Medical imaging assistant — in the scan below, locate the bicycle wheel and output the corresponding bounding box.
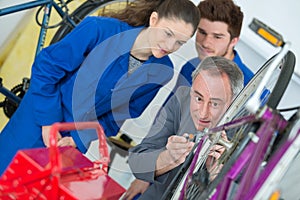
[220,50,295,124]
[50,0,131,44]
[168,50,296,199]
[206,50,296,173]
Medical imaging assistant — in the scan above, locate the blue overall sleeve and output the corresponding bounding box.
[30,17,109,126]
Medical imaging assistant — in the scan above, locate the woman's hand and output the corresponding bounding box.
[57,136,76,147]
[121,179,150,200]
[42,125,62,147]
[42,125,76,147]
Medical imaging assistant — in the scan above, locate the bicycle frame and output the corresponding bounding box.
[211,106,287,200]
[0,0,76,57]
[247,127,300,199]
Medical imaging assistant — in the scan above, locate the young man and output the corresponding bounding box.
[179,0,253,87]
[125,56,244,199]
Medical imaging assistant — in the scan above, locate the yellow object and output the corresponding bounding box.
[269,190,281,200]
[258,28,283,47]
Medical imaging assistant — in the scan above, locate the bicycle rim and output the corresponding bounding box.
[50,0,131,44]
[220,50,295,125]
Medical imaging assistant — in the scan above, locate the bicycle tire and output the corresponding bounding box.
[168,50,296,199]
[265,51,296,109]
[50,0,131,44]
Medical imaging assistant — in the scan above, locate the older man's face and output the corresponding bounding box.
[190,70,232,131]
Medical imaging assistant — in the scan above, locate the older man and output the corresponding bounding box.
[125,56,244,199]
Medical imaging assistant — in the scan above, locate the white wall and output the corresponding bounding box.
[235,0,300,76]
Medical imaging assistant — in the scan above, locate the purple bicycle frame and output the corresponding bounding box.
[210,106,287,200]
[246,128,300,199]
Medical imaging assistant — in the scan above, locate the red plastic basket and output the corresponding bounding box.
[0,122,125,199]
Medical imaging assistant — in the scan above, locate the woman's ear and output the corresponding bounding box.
[149,11,159,26]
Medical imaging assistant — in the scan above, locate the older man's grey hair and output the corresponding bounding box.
[191,56,244,99]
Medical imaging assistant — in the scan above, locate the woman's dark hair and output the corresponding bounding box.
[104,0,200,35]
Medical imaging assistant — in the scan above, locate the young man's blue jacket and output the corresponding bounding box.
[178,51,254,87]
[0,16,174,175]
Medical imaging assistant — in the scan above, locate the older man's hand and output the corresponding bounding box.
[206,131,228,181]
[156,133,194,176]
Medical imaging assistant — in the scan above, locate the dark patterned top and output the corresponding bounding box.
[128,54,145,75]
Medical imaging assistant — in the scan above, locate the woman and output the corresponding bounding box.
[0,0,200,175]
